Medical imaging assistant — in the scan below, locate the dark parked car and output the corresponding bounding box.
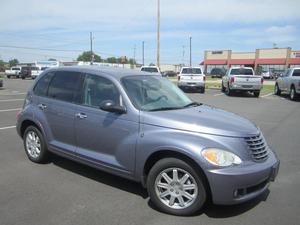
[210,68,226,78]
[17,66,279,216]
[20,66,32,79]
[162,70,177,77]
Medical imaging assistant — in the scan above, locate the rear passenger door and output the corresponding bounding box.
[74,74,139,175]
[40,70,83,155]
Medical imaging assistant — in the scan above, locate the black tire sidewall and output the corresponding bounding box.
[23,126,48,163]
[147,158,207,216]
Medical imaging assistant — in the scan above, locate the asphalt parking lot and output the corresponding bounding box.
[0,78,299,225]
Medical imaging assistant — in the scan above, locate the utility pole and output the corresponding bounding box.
[142,41,145,66]
[189,36,192,67]
[133,44,136,65]
[90,32,94,65]
[157,0,160,68]
[182,45,185,65]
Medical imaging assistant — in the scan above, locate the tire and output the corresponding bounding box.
[221,82,225,92]
[200,87,205,94]
[23,126,49,163]
[225,83,232,96]
[147,158,207,216]
[21,76,25,80]
[16,75,20,79]
[290,86,298,101]
[274,83,281,95]
[7,75,11,79]
[254,91,260,98]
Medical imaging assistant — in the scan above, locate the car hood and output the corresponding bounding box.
[141,105,259,137]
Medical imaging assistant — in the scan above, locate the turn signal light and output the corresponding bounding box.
[177,76,180,81]
[203,76,206,81]
[261,78,264,84]
[230,77,235,83]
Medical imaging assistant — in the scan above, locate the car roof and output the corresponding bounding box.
[44,65,148,79]
[230,67,253,69]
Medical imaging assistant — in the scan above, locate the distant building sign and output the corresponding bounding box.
[212,51,223,54]
[293,52,300,58]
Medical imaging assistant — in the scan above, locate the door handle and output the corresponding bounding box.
[38,103,47,110]
[75,113,87,119]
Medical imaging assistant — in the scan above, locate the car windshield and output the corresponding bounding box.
[230,68,253,75]
[181,68,202,75]
[142,67,159,73]
[12,68,20,70]
[122,76,195,111]
[293,69,300,77]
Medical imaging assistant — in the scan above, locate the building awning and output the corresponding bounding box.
[204,60,227,65]
[289,58,300,65]
[228,59,255,65]
[256,58,286,65]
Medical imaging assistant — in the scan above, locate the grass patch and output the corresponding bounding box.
[261,85,274,95]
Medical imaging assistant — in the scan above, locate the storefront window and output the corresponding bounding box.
[289,64,300,68]
[257,65,285,75]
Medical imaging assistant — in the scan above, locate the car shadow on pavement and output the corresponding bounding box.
[50,154,149,199]
[50,154,270,217]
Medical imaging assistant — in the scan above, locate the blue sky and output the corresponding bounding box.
[0,0,300,65]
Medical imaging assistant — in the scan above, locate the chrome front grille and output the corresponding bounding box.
[244,133,268,162]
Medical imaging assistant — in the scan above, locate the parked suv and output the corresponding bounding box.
[17,66,279,216]
[140,66,161,76]
[275,67,300,100]
[178,67,206,93]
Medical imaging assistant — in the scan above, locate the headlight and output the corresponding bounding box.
[202,148,242,167]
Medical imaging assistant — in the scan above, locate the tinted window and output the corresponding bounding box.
[181,68,202,74]
[230,68,253,75]
[292,69,300,77]
[12,68,20,71]
[142,67,159,73]
[48,71,82,102]
[33,72,55,97]
[82,74,121,108]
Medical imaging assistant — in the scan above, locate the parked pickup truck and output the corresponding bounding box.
[5,67,21,78]
[178,67,206,93]
[275,67,300,101]
[222,67,263,97]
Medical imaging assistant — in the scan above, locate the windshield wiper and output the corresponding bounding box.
[183,102,202,108]
[147,106,183,112]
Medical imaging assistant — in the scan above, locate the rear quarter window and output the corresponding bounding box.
[33,72,55,97]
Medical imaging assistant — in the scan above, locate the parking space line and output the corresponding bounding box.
[0,125,16,130]
[261,93,274,98]
[0,92,26,96]
[214,93,224,96]
[0,108,21,112]
[0,99,24,102]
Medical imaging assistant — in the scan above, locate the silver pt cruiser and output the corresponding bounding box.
[17,66,279,216]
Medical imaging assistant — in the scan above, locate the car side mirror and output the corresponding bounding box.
[99,100,126,114]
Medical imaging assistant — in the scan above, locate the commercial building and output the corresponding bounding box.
[203,48,300,75]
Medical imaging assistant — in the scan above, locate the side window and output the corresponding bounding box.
[48,71,82,103]
[292,69,300,77]
[82,74,121,108]
[33,72,54,97]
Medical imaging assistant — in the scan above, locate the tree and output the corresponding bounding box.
[9,59,19,67]
[0,60,5,67]
[149,63,155,66]
[77,51,101,62]
[106,57,118,64]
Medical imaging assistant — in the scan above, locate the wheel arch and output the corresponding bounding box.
[142,149,212,200]
[20,120,43,138]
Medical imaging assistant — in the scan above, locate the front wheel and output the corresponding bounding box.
[221,82,225,92]
[274,84,281,95]
[225,83,232,96]
[199,87,205,94]
[147,158,207,216]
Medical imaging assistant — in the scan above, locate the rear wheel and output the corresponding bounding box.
[254,91,260,98]
[274,83,281,95]
[290,86,298,101]
[7,75,11,79]
[147,158,207,216]
[225,83,232,96]
[200,87,205,94]
[221,82,225,92]
[23,126,49,163]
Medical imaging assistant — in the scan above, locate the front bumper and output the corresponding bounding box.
[205,149,279,205]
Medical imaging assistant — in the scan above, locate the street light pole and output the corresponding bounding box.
[189,36,192,67]
[90,32,94,65]
[157,0,160,68]
[142,41,145,66]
